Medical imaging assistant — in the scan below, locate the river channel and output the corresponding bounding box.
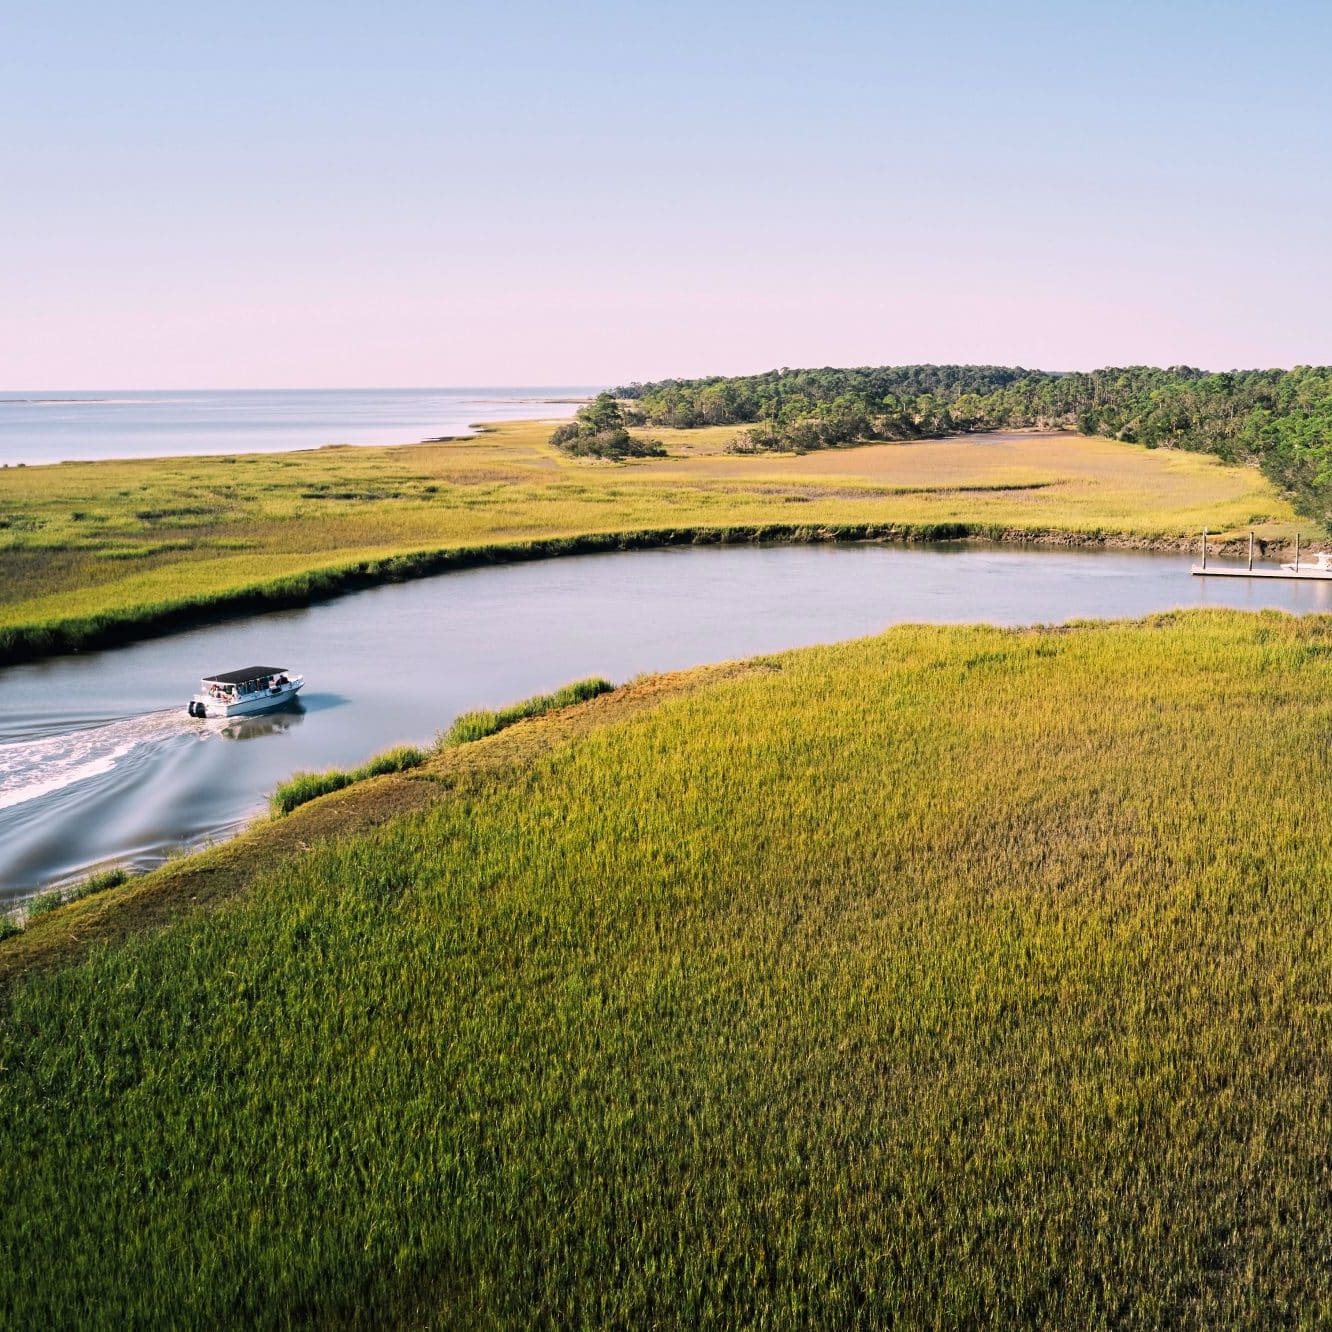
[3,541,1329,900]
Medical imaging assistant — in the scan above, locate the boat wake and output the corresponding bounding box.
[0,710,195,813]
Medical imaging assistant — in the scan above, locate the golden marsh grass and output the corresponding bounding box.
[5,611,1332,1324]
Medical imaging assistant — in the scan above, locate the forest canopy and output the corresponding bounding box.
[600,364,1332,524]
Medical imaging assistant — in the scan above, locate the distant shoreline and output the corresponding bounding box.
[0,387,595,467]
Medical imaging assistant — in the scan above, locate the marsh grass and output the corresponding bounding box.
[8,866,132,932]
[20,890,66,920]
[439,676,614,746]
[265,677,619,827]
[8,612,1332,1323]
[269,744,427,816]
[0,419,1302,665]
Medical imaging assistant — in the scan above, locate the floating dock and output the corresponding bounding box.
[1190,529,1332,579]
[1191,564,1332,580]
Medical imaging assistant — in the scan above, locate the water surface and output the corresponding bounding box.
[0,387,594,465]
[2,542,1328,899]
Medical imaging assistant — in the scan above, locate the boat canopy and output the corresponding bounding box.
[201,666,288,686]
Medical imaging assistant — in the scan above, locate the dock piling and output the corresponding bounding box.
[1296,532,1301,572]
[1201,528,1208,570]
[1248,530,1254,571]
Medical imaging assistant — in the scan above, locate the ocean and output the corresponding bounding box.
[0,387,597,465]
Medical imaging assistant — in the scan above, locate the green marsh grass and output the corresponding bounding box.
[19,890,66,921]
[439,676,614,745]
[269,744,427,816]
[6,611,1332,1324]
[13,867,131,928]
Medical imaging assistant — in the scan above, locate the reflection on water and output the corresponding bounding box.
[292,692,352,715]
[3,541,1332,898]
[213,701,308,743]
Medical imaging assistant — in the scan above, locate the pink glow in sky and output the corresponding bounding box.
[5,1,1331,388]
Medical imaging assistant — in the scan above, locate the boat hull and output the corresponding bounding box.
[193,681,304,718]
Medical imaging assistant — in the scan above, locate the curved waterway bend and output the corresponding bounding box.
[3,542,1331,901]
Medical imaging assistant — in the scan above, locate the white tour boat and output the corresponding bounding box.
[188,665,304,718]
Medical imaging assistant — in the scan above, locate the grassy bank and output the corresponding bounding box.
[269,744,427,816]
[5,611,1332,1324]
[266,678,613,817]
[0,418,1302,664]
[438,675,614,745]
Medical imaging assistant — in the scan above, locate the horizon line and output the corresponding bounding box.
[6,362,1332,395]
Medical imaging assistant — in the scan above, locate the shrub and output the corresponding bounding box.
[549,395,666,460]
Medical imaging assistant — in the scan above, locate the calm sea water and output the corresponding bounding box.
[2,541,1329,901]
[0,387,596,465]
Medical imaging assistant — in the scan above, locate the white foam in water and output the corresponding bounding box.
[0,710,191,812]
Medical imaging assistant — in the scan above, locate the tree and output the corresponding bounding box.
[549,394,666,460]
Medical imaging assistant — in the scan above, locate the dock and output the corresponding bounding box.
[1190,528,1332,579]
[1191,564,1332,580]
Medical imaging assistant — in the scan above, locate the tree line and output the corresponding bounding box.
[601,365,1332,523]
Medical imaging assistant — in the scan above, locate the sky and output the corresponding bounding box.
[3,0,1331,388]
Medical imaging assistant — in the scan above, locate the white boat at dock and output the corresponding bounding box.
[1191,529,1332,580]
[188,666,304,718]
[1282,552,1332,574]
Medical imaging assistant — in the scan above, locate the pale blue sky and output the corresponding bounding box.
[3,1,1329,387]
